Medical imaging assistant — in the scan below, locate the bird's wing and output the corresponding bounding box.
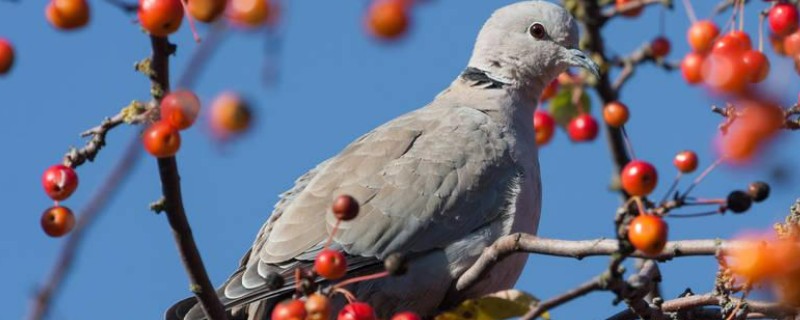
[219,103,525,312]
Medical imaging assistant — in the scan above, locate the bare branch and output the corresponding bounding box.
[714,0,751,16]
[28,138,142,320]
[524,275,603,319]
[611,43,679,91]
[608,293,796,319]
[457,234,741,291]
[62,101,153,168]
[147,35,228,320]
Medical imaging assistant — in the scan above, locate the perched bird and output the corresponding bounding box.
[167,1,599,319]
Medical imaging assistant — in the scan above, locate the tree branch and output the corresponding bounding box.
[148,35,228,320]
[608,293,797,320]
[27,137,143,320]
[62,101,154,168]
[457,234,739,291]
[611,43,679,91]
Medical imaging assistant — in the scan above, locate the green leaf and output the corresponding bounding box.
[548,85,591,128]
[435,290,550,320]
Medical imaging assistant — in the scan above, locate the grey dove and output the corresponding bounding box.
[166,1,599,319]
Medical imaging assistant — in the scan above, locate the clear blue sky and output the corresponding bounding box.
[1,1,799,319]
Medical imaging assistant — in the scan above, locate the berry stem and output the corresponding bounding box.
[758,9,765,52]
[333,271,390,290]
[738,0,744,32]
[634,196,648,215]
[667,210,722,218]
[659,172,682,205]
[682,157,723,199]
[682,0,697,24]
[333,288,358,303]
[323,219,341,250]
[620,126,637,160]
[180,0,202,43]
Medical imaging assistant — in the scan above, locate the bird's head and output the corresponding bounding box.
[467,1,600,90]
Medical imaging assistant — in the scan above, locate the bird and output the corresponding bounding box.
[166,1,599,319]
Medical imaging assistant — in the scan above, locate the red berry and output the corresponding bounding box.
[161,90,201,130]
[687,20,720,53]
[712,32,751,54]
[366,0,409,40]
[272,299,307,320]
[680,52,704,84]
[41,206,76,237]
[0,38,14,75]
[621,160,658,196]
[616,0,643,17]
[46,0,90,30]
[142,121,182,158]
[138,0,184,37]
[602,101,629,128]
[314,249,347,280]
[187,0,226,23]
[305,294,331,320]
[338,302,376,320]
[769,2,799,37]
[650,36,670,58]
[628,214,668,256]
[42,164,79,201]
[567,114,598,142]
[741,50,770,83]
[533,110,556,146]
[673,150,698,173]
[391,312,421,320]
[332,195,359,221]
[702,51,748,93]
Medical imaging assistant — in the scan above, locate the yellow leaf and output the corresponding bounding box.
[435,290,550,320]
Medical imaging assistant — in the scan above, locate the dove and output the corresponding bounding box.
[166,1,599,319]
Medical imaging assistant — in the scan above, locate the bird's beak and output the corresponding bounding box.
[566,48,600,78]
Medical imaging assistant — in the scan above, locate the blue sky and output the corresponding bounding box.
[1,1,799,319]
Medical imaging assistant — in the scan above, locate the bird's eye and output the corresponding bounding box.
[529,22,546,39]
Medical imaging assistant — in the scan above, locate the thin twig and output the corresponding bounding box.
[608,293,795,319]
[148,35,228,320]
[27,137,143,320]
[523,276,603,319]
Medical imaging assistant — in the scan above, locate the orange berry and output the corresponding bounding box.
[138,0,184,37]
[332,195,359,221]
[160,90,201,130]
[783,29,800,56]
[0,38,14,75]
[210,92,253,136]
[41,206,76,237]
[628,215,668,256]
[46,0,90,30]
[226,0,271,27]
[305,294,331,320]
[142,121,182,158]
[187,0,226,23]
[602,101,629,128]
[367,0,409,40]
[687,20,719,53]
[727,236,776,283]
